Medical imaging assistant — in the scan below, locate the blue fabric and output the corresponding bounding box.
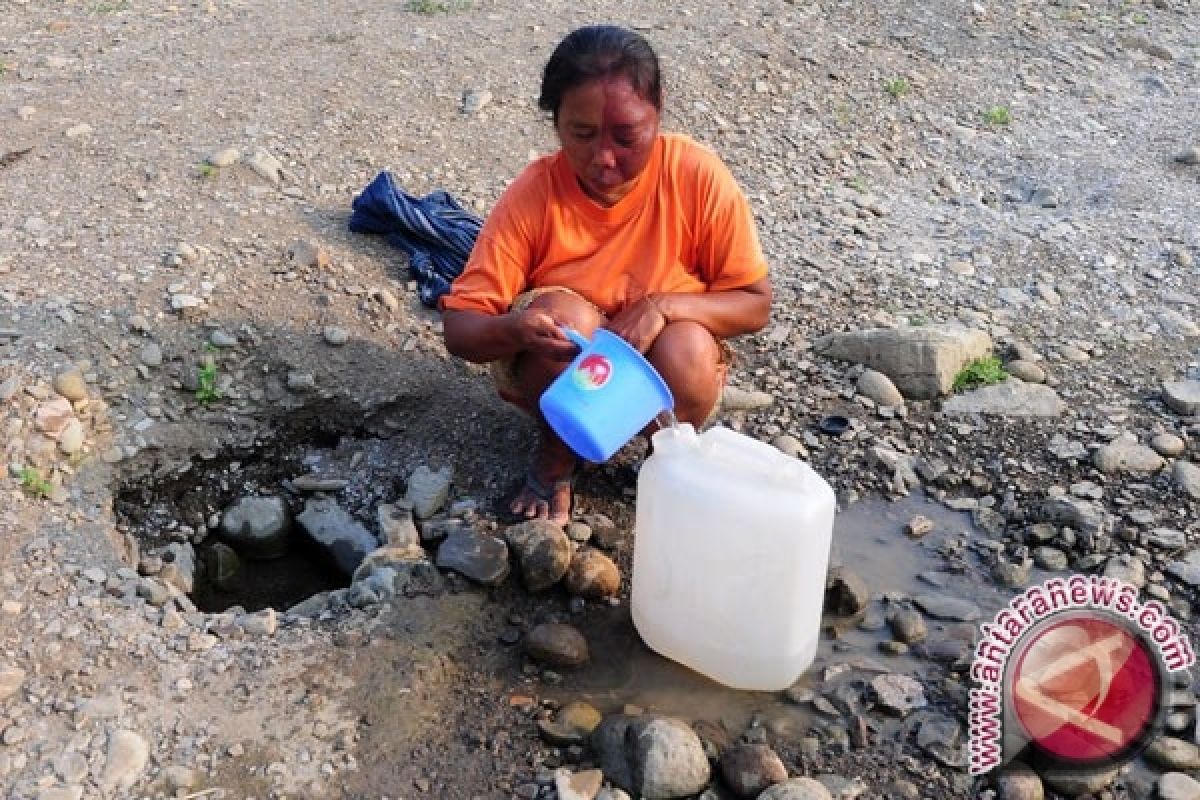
[348,171,483,308]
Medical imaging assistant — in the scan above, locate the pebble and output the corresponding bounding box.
[1152,433,1186,457]
[288,239,329,269]
[525,623,589,667]
[1163,381,1200,416]
[57,419,84,454]
[890,610,927,643]
[856,369,904,406]
[758,778,834,800]
[995,762,1044,800]
[1159,772,1200,800]
[722,385,775,411]
[139,342,163,367]
[209,330,238,348]
[565,548,620,599]
[99,729,149,793]
[904,515,933,538]
[1006,359,1045,383]
[406,464,453,519]
[323,326,349,346]
[1174,461,1200,500]
[913,593,981,621]
[718,743,788,797]
[0,667,24,701]
[206,146,241,167]
[1146,737,1200,770]
[506,519,572,591]
[64,123,93,138]
[1176,147,1200,166]
[461,88,493,114]
[537,701,602,746]
[52,369,87,401]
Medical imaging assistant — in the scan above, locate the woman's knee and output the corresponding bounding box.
[526,290,604,335]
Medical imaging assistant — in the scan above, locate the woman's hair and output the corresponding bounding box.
[538,25,662,121]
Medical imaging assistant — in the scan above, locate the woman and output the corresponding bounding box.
[441,25,772,526]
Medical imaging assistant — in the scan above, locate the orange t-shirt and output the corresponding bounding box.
[439,133,769,317]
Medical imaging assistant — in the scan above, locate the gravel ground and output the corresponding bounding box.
[2,1,1200,798]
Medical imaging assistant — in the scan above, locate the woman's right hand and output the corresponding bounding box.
[509,308,580,362]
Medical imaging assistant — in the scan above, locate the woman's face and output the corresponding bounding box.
[555,75,660,207]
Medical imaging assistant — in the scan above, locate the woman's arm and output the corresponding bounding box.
[605,277,772,353]
[443,308,579,364]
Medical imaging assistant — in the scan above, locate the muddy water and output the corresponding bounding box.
[550,494,1016,734]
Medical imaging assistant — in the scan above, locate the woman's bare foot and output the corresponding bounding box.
[510,429,576,526]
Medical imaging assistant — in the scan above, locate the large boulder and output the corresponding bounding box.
[220,495,291,559]
[296,497,378,577]
[435,528,509,586]
[813,324,992,399]
[506,520,573,591]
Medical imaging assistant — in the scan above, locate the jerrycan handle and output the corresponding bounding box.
[700,427,804,483]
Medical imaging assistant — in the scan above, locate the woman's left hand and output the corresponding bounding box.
[605,296,667,354]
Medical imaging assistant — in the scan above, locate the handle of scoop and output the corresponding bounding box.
[561,327,591,351]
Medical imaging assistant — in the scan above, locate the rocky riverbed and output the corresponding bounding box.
[2,0,1200,798]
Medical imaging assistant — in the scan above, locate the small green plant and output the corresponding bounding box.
[884,78,910,99]
[848,176,868,194]
[19,467,53,499]
[195,163,217,179]
[982,106,1012,126]
[953,356,1008,392]
[1132,12,1148,24]
[195,357,221,405]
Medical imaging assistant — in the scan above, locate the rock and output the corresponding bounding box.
[65,123,93,138]
[461,88,493,114]
[57,418,84,454]
[209,330,237,348]
[1094,434,1166,474]
[406,465,453,519]
[1153,433,1186,457]
[722,385,775,411]
[0,666,26,701]
[506,519,573,590]
[159,542,196,594]
[52,369,87,401]
[526,623,589,667]
[34,395,75,437]
[296,497,378,577]
[1107,554,1147,587]
[914,593,980,622]
[856,369,903,406]
[591,715,710,799]
[290,476,349,492]
[287,239,329,269]
[170,293,204,312]
[99,729,149,793]
[826,567,870,615]
[1158,309,1199,337]
[565,548,620,599]
[942,380,1064,417]
[0,376,20,401]
[287,371,315,391]
[597,791,631,800]
[435,528,509,586]
[377,502,422,555]
[1006,360,1045,383]
[994,558,1033,589]
[890,610,927,643]
[207,542,240,589]
[538,701,603,746]
[1177,147,1200,166]
[904,515,934,538]
[813,324,992,399]
[566,521,593,543]
[871,674,927,716]
[206,146,240,167]
[240,608,277,636]
[1147,528,1187,550]
[757,778,834,800]
[244,147,285,184]
[1041,766,1118,797]
[54,751,88,784]
[1041,496,1108,535]
[323,326,348,346]
[995,762,1043,800]
[1159,773,1200,800]
[1033,547,1069,571]
[1146,737,1200,770]
[1163,381,1200,415]
[1174,461,1200,499]
[35,789,82,800]
[718,743,787,797]
[161,765,202,793]
[220,495,291,559]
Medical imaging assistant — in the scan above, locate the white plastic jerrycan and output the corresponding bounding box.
[631,423,836,691]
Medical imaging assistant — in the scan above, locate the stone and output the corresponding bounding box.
[435,528,509,586]
[1093,434,1166,474]
[54,751,89,784]
[995,762,1043,800]
[34,395,74,437]
[1106,554,1147,587]
[35,789,81,800]
[526,623,589,667]
[461,88,493,114]
[170,293,203,311]
[1174,461,1200,500]
[591,715,710,799]
[1177,147,1200,166]
[161,765,202,793]
[1033,547,1069,571]
[1042,767,1118,796]
[1159,309,1199,337]
[52,369,87,401]
[0,666,26,701]
[856,369,903,406]
[99,729,149,793]
[1152,433,1186,457]
[566,521,593,543]
[377,502,422,555]
[296,497,379,577]
[1005,360,1045,383]
[870,674,927,716]
[718,743,787,797]
[159,542,196,594]
[240,608,277,636]
[323,326,348,346]
[207,542,240,589]
[537,701,603,746]
[722,385,775,411]
[220,495,291,559]
[942,380,1064,417]
[1147,528,1188,551]
[57,418,84,454]
[244,147,285,184]
[757,778,834,800]
[890,610,927,643]
[826,567,870,615]
[209,330,237,348]
[565,548,620,599]
[287,239,329,269]
[914,593,981,622]
[904,515,934,538]
[597,791,631,800]
[1041,497,1107,535]
[1163,381,1200,415]
[206,146,240,167]
[813,324,992,399]
[506,519,573,591]
[1159,773,1200,800]
[406,465,453,519]
[1146,737,1200,770]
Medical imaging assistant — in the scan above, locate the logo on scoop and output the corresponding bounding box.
[573,354,612,391]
